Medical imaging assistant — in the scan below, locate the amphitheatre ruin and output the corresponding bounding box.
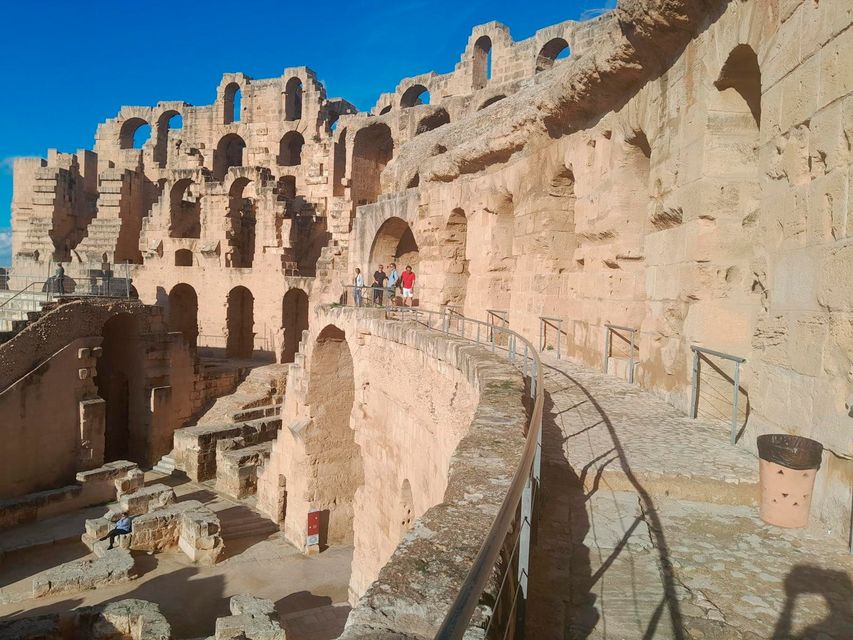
[1,0,852,638]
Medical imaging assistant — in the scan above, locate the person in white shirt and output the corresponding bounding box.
[353,268,364,307]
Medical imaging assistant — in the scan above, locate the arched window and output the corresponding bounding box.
[214,133,246,180]
[473,36,492,90]
[352,123,393,206]
[379,104,392,115]
[415,108,450,135]
[119,118,151,149]
[277,131,305,166]
[169,179,200,239]
[285,77,303,121]
[477,95,506,111]
[174,249,193,266]
[536,38,570,72]
[400,84,430,108]
[226,286,254,358]
[224,83,242,124]
[227,178,256,268]
[154,110,183,166]
[714,44,761,127]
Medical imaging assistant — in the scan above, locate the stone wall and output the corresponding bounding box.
[257,306,529,635]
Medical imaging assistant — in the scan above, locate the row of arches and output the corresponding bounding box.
[119,111,183,168]
[223,77,304,125]
[166,283,309,362]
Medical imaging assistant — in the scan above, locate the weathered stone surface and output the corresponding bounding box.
[213,594,285,640]
[0,614,61,640]
[32,548,134,598]
[75,599,171,640]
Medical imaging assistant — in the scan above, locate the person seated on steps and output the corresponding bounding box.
[99,512,132,549]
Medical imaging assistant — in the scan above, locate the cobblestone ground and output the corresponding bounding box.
[527,355,853,640]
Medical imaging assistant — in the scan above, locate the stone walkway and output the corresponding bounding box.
[527,355,853,640]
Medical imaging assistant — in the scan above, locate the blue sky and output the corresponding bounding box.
[0,0,616,264]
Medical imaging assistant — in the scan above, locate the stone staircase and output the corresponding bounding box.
[0,291,50,342]
[217,500,281,541]
[152,453,177,476]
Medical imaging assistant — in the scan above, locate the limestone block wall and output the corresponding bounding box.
[337,0,853,539]
[257,306,528,624]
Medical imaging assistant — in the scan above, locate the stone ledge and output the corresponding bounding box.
[32,548,135,598]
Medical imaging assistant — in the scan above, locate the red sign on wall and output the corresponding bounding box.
[307,509,320,546]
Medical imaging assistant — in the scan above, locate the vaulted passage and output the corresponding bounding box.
[97,313,143,463]
[351,123,393,207]
[168,283,199,348]
[278,131,305,166]
[369,217,420,275]
[169,179,201,238]
[281,288,309,363]
[214,134,246,180]
[226,286,254,358]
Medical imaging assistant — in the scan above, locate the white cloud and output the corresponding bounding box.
[581,2,617,20]
[0,229,11,267]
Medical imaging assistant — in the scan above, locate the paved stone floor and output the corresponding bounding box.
[527,355,853,640]
[0,476,352,640]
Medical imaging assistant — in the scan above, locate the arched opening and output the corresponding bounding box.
[400,84,430,108]
[277,131,305,166]
[224,83,242,124]
[168,283,198,348]
[284,77,303,121]
[154,110,183,166]
[214,133,246,180]
[333,128,347,198]
[174,249,193,267]
[440,208,469,305]
[407,173,420,188]
[536,38,570,72]
[715,44,761,127]
[97,314,142,463]
[169,179,201,239]
[304,325,362,545]
[351,123,393,206]
[368,217,420,276]
[226,178,256,268]
[119,118,151,150]
[281,288,309,363]
[477,95,506,111]
[415,108,450,135]
[379,104,392,115]
[473,35,493,90]
[226,286,254,359]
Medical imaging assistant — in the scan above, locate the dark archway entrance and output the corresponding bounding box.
[97,313,141,463]
[168,283,199,348]
[281,288,309,363]
[351,123,393,207]
[369,216,420,275]
[226,286,254,358]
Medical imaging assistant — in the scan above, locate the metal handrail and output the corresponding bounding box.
[689,344,746,444]
[539,316,563,359]
[603,323,638,384]
[0,281,50,312]
[380,306,543,639]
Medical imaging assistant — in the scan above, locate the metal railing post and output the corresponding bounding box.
[517,480,532,597]
[538,318,543,352]
[628,329,635,384]
[731,361,741,445]
[603,326,611,374]
[690,349,700,418]
[557,319,562,360]
[124,261,130,298]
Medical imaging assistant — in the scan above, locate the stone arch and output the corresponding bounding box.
[536,37,570,72]
[226,177,256,268]
[169,179,201,239]
[154,110,183,166]
[714,44,761,127]
[278,131,305,166]
[214,133,246,180]
[223,82,242,124]
[226,286,254,358]
[174,249,193,266]
[477,95,506,111]
[168,283,198,348]
[284,76,303,121]
[304,324,363,545]
[119,118,151,149]
[351,123,393,207]
[473,35,492,90]
[369,216,420,275]
[281,287,309,363]
[440,208,469,306]
[415,108,450,135]
[379,104,392,115]
[97,313,142,463]
[400,84,429,108]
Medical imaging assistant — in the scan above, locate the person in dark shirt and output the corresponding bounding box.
[372,265,386,305]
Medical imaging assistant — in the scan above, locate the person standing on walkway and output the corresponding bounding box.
[386,263,399,306]
[400,265,416,307]
[353,268,364,307]
[54,262,65,295]
[99,512,132,549]
[372,264,386,306]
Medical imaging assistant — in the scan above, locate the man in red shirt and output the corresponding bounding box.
[400,265,416,307]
